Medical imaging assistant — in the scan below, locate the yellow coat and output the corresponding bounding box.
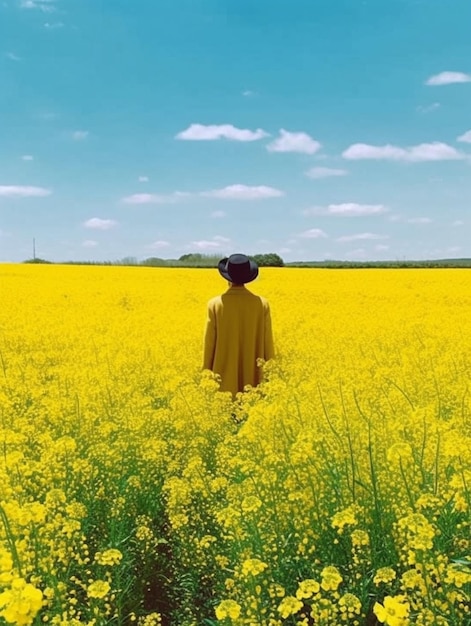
[203,285,275,396]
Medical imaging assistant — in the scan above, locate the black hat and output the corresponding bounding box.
[218,253,259,284]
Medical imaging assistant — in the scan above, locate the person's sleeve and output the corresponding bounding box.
[203,303,216,370]
[264,302,275,360]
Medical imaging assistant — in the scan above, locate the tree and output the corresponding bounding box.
[251,253,284,267]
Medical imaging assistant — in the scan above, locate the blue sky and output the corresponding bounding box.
[1,0,470,263]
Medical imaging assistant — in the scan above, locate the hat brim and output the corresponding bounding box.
[218,257,259,283]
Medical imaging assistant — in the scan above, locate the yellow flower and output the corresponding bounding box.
[373,567,397,585]
[320,566,343,591]
[374,595,410,626]
[241,558,268,577]
[332,505,358,532]
[95,548,123,566]
[351,529,370,547]
[215,599,241,620]
[0,578,43,626]
[339,592,361,616]
[277,596,303,619]
[296,579,320,599]
[86,580,110,599]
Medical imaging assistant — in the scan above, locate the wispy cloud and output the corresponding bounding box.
[122,191,189,204]
[452,220,465,226]
[138,176,149,182]
[72,130,89,141]
[44,21,64,28]
[21,155,34,161]
[83,218,117,230]
[6,52,21,62]
[20,0,56,12]
[211,210,226,218]
[336,233,389,242]
[457,130,471,143]
[82,240,98,248]
[148,240,170,250]
[267,129,321,154]
[201,184,284,200]
[176,123,268,142]
[425,71,471,86]
[416,102,441,114]
[342,142,466,162]
[190,235,230,251]
[305,167,348,179]
[0,185,51,197]
[242,90,255,97]
[304,203,389,217]
[299,228,328,239]
[406,217,433,224]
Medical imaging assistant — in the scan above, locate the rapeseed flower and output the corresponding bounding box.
[86,580,110,599]
[277,596,303,619]
[320,566,343,591]
[374,595,410,626]
[241,559,268,577]
[215,599,241,620]
[0,578,43,626]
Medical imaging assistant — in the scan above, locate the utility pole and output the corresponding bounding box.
[33,238,36,261]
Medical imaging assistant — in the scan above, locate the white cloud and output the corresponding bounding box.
[336,232,389,242]
[452,220,464,226]
[304,203,388,217]
[406,217,433,224]
[82,240,98,248]
[201,184,284,200]
[83,218,117,230]
[211,210,226,218]
[122,191,189,204]
[72,130,89,141]
[426,71,471,86]
[213,235,230,243]
[305,167,348,179]
[299,228,328,239]
[44,21,64,28]
[375,244,389,251]
[0,185,50,197]
[176,123,268,142]
[342,141,465,162]
[191,240,224,250]
[20,0,56,11]
[6,52,21,61]
[138,176,149,182]
[149,240,170,250]
[242,90,255,97]
[21,155,34,161]
[267,129,321,154]
[416,103,441,114]
[457,130,471,143]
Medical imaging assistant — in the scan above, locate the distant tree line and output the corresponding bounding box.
[21,252,286,268]
[21,255,471,268]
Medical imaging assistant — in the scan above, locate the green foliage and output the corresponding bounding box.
[250,253,285,267]
[23,258,52,264]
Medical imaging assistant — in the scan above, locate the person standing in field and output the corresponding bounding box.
[203,253,275,396]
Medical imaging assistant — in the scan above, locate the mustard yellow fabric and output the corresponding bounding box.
[203,285,275,396]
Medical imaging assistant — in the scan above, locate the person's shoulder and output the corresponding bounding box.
[207,294,223,308]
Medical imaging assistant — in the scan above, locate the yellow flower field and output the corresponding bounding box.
[0,264,470,626]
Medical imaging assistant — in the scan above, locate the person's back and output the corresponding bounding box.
[203,254,274,396]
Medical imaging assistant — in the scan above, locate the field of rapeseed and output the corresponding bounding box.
[0,264,470,626]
